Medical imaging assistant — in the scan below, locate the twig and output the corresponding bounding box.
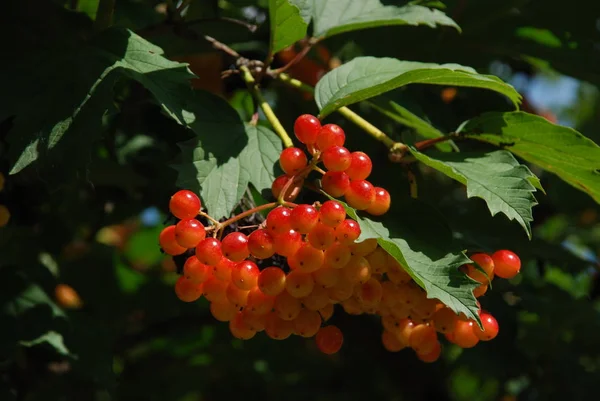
[240,66,294,148]
[204,35,241,58]
[270,37,320,74]
[413,133,461,151]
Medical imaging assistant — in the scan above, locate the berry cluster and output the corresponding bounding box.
[159,187,521,359]
[0,172,10,227]
[272,114,390,215]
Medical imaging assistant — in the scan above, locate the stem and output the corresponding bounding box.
[204,35,241,58]
[271,38,320,74]
[219,203,278,231]
[93,0,115,32]
[312,165,326,175]
[240,66,294,148]
[199,211,221,226]
[276,73,407,153]
[414,133,460,151]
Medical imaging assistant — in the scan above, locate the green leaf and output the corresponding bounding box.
[315,57,521,118]
[6,27,195,177]
[174,100,282,220]
[20,331,71,356]
[329,195,480,324]
[311,1,459,39]
[461,112,600,204]
[269,0,309,55]
[409,149,539,238]
[367,98,455,152]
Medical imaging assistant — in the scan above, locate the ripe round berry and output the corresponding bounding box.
[195,238,223,266]
[221,232,250,262]
[293,309,322,338]
[285,270,315,298]
[290,204,319,234]
[382,330,406,352]
[328,279,354,303]
[321,171,350,197]
[264,312,294,340]
[258,267,287,296]
[408,324,438,354]
[473,312,499,341]
[229,312,256,340]
[491,250,521,279]
[183,256,212,284]
[266,207,292,235]
[335,219,361,245]
[432,307,458,334]
[288,243,325,273]
[226,282,250,308]
[366,187,391,216]
[280,147,308,175]
[397,319,416,345]
[248,229,275,259]
[342,256,371,284]
[169,190,201,220]
[313,267,341,288]
[213,257,235,281]
[271,175,302,202]
[319,304,334,322]
[159,225,187,255]
[467,253,495,284]
[294,114,321,145]
[452,320,479,348]
[323,242,352,269]
[203,276,228,302]
[175,276,203,302]
[273,229,302,257]
[416,341,441,363]
[319,200,346,227]
[302,285,330,311]
[307,223,336,250]
[174,219,206,248]
[349,239,378,256]
[241,309,267,332]
[232,260,260,290]
[345,180,375,210]
[365,247,388,274]
[345,151,372,180]
[210,300,238,322]
[315,325,343,355]
[355,277,383,307]
[245,288,275,315]
[274,291,302,320]
[54,284,83,309]
[322,146,351,172]
[316,124,345,151]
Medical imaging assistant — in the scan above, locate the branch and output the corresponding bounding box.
[413,133,461,151]
[240,66,294,148]
[270,37,320,75]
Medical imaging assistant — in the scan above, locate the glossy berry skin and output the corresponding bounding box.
[273,229,302,257]
[232,260,260,290]
[319,200,346,227]
[307,223,336,250]
[467,253,495,284]
[175,276,203,302]
[279,147,308,175]
[408,324,438,354]
[453,320,479,348]
[248,229,275,259]
[294,114,321,144]
[266,207,292,235]
[322,146,352,172]
[316,325,344,355]
[285,270,315,298]
[258,267,287,296]
[335,219,361,244]
[474,312,499,341]
[195,238,223,266]
[492,250,521,279]
[382,330,406,352]
[213,257,235,281]
[174,219,206,248]
[321,171,350,197]
[345,151,372,180]
[417,341,441,363]
[366,187,391,216]
[183,256,212,284]
[293,309,322,338]
[288,243,325,273]
[290,204,319,234]
[169,190,201,220]
[316,124,345,151]
[221,232,250,262]
[159,225,187,255]
[323,243,352,269]
[431,307,458,334]
[345,180,376,210]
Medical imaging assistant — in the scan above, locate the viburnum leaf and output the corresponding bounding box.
[174,100,282,220]
[311,0,459,39]
[269,0,310,55]
[461,112,600,204]
[6,27,195,178]
[327,194,481,324]
[315,57,521,118]
[20,331,71,356]
[409,149,539,238]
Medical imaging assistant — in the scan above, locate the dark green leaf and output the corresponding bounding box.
[311,1,459,39]
[19,331,71,356]
[269,0,309,54]
[315,57,521,118]
[462,112,600,204]
[409,149,539,238]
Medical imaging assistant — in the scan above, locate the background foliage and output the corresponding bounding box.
[1,1,600,400]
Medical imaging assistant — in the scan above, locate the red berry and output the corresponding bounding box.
[316,124,345,151]
[417,340,441,363]
[467,253,495,284]
[345,152,372,180]
[473,312,499,341]
[288,243,325,273]
[408,324,438,354]
[266,207,292,235]
[258,267,287,296]
[323,242,352,269]
[452,320,479,348]
[226,282,250,308]
[335,219,361,244]
[195,238,223,266]
[307,223,336,250]
[293,309,322,338]
[213,257,235,281]
[203,276,228,302]
[294,114,321,145]
[248,229,275,259]
[174,276,203,302]
[232,260,260,290]
[322,146,351,172]
[273,229,303,257]
[159,225,187,255]
[315,325,344,355]
[183,256,212,284]
[221,232,250,262]
[245,288,275,315]
[491,250,521,279]
[174,219,206,248]
[271,175,303,202]
[169,190,201,219]
[321,171,350,197]
[365,187,391,216]
[290,204,319,234]
[285,270,315,298]
[319,200,346,227]
[431,307,458,334]
[279,147,308,175]
[345,180,375,210]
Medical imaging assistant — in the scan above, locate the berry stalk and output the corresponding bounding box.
[240,66,294,148]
